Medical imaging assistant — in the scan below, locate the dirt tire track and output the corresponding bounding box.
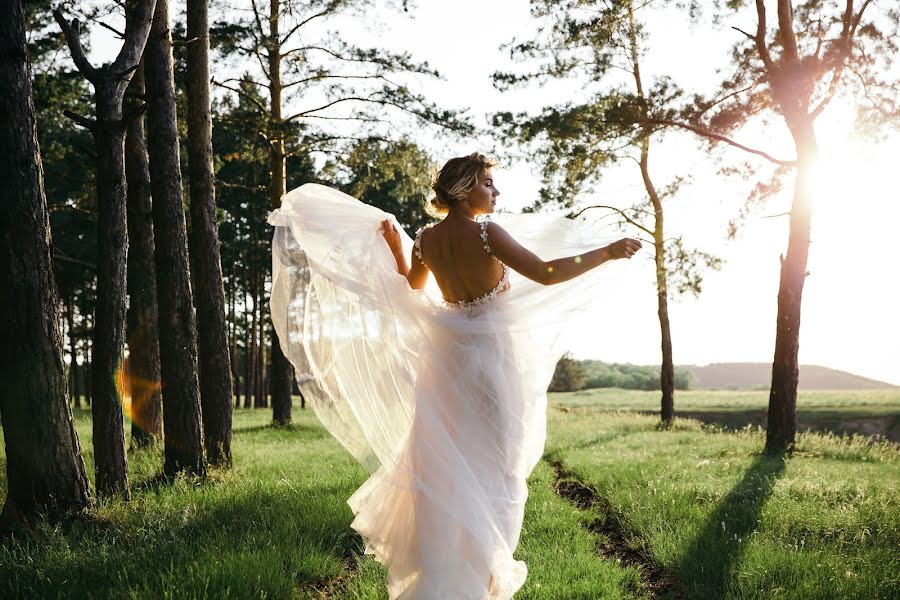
[308,550,362,599]
[548,458,687,599]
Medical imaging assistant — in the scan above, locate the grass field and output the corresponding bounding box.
[1,389,898,598]
[555,388,900,442]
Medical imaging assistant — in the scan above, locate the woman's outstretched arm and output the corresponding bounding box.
[488,222,641,285]
[380,219,429,289]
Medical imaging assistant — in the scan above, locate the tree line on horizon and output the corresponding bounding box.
[549,356,694,393]
[2,0,898,529]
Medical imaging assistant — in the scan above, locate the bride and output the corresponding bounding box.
[268,152,640,599]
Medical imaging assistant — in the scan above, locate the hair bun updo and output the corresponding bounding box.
[427,152,497,216]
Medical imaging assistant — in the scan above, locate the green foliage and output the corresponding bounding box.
[688,1,900,231]
[579,360,693,391]
[664,236,724,297]
[210,0,473,149]
[548,353,588,392]
[213,82,318,348]
[492,0,721,301]
[324,137,437,237]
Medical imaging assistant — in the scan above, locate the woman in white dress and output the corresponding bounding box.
[269,153,640,599]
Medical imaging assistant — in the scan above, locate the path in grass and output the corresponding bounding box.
[544,403,900,599]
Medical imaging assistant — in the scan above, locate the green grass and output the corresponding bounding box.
[0,403,643,599]
[555,388,900,441]
[544,402,900,599]
[2,390,898,598]
[1,406,367,599]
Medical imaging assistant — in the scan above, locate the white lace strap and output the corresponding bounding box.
[414,226,425,262]
[479,217,493,256]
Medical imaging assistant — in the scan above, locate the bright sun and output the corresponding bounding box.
[806,101,898,281]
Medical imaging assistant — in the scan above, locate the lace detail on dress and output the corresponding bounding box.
[413,226,425,262]
[443,264,511,310]
[479,216,494,257]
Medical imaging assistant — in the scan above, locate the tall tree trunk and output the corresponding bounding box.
[144,0,206,477]
[66,295,80,408]
[89,92,131,497]
[186,0,233,465]
[85,336,92,407]
[0,0,91,525]
[53,1,158,499]
[653,221,674,421]
[255,274,267,408]
[641,148,674,422]
[266,0,294,423]
[628,1,674,422]
[246,275,257,409]
[766,123,815,453]
[229,289,241,408]
[764,3,815,454]
[125,63,163,447]
[73,342,83,409]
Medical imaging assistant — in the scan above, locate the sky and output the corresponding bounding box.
[82,0,900,385]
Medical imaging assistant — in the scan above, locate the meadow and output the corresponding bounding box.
[1,389,897,599]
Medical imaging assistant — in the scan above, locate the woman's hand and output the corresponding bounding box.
[606,238,643,260]
[380,219,403,256]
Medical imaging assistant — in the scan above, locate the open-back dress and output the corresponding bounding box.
[268,183,620,599]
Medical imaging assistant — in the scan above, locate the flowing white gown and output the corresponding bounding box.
[268,183,622,599]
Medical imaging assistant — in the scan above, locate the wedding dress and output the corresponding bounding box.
[269,183,622,599]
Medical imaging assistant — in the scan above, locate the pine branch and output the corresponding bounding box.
[279,6,334,45]
[809,0,873,119]
[569,204,654,236]
[648,119,796,167]
[212,79,270,114]
[283,96,374,121]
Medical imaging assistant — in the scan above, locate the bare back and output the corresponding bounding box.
[416,217,507,304]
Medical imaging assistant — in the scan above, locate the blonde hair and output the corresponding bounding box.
[428,152,497,216]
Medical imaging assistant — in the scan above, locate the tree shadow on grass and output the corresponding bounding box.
[234,422,328,438]
[675,451,787,597]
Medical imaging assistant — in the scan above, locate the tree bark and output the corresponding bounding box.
[66,295,80,408]
[764,1,816,453]
[246,272,257,409]
[255,273,267,408]
[144,0,206,477]
[228,290,241,408]
[125,63,163,448]
[0,0,92,525]
[266,0,294,423]
[186,0,233,465]
[90,97,132,497]
[53,0,157,499]
[766,124,815,453]
[628,0,674,422]
[85,338,92,406]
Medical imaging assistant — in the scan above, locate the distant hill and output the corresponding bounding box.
[683,363,898,390]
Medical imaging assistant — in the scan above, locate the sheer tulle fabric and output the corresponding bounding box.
[269,183,621,599]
